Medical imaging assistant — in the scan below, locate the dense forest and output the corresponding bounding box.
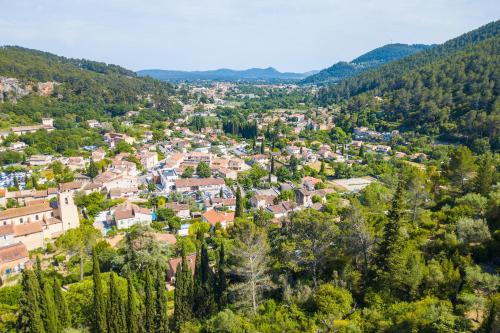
[302,44,431,84]
[317,21,500,150]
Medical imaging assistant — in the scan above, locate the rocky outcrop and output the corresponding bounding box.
[0,76,58,102]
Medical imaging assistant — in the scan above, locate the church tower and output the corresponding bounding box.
[57,190,80,231]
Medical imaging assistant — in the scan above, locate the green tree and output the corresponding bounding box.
[196,161,211,178]
[235,186,243,218]
[144,268,155,333]
[92,250,107,333]
[17,270,46,333]
[107,272,126,333]
[260,137,265,154]
[193,242,215,319]
[474,153,496,196]
[154,265,169,333]
[34,258,58,333]
[446,145,476,192]
[88,158,99,180]
[173,254,194,329]
[181,166,194,178]
[126,274,139,333]
[53,278,69,330]
[214,243,227,310]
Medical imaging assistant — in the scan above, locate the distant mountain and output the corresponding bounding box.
[302,43,432,84]
[137,67,315,82]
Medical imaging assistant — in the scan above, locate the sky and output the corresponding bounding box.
[0,0,498,72]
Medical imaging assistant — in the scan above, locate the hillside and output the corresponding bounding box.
[0,46,180,124]
[137,67,315,82]
[302,43,431,84]
[317,21,500,149]
[317,20,500,102]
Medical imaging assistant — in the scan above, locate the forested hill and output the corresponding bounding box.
[301,43,431,84]
[0,46,180,122]
[317,21,500,150]
[137,67,315,82]
[317,20,500,102]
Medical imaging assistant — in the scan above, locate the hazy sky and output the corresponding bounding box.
[1,0,498,72]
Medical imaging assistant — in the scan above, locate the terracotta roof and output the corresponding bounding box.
[152,233,177,245]
[168,253,196,276]
[0,203,52,220]
[202,209,235,226]
[175,178,224,189]
[164,202,189,211]
[0,224,14,236]
[59,181,82,191]
[0,188,6,198]
[0,242,29,264]
[13,222,43,236]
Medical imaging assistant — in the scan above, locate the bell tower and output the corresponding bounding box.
[57,190,80,231]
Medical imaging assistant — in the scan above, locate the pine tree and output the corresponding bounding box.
[235,185,243,218]
[17,270,46,333]
[474,153,495,196]
[93,250,107,333]
[376,179,405,272]
[214,243,227,310]
[53,278,69,330]
[154,265,169,333]
[144,268,155,333]
[88,159,99,180]
[107,272,127,333]
[126,274,139,333]
[173,255,193,330]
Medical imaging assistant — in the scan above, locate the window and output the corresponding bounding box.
[65,197,69,204]
[51,212,54,217]
[35,215,39,220]
[20,218,23,224]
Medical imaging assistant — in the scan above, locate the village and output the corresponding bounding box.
[0,81,432,286]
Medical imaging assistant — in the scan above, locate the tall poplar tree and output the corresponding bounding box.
[92,250,107,333]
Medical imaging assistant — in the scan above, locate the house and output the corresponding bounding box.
[0,242,29,280]
[267,201,298,219]
[66,157,86,171]
[87,119,101,128]
[202,209,235,229]
[249,195,276,209]
[113,202,153,229]
[92,148,106,162]
[251,154,270,168]
[164,202,190,219]
[9,141,27,151]
[104,132,135,148]
[166,253,196,284]
[28,155,53,166]
[302,176,322,191]
[295,188,332,207]
[157,168,179,192]
[140,151,158,169]
[11,118,54,135]
[174,178,225,195]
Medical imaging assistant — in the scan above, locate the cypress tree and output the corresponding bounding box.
[270,155,275,175]
[214,243,227,310]
[53,278,69,330]
[35,257,59,333]
[260,137,265,154]
[17,270,46,333]
[376,179,405,272]
[196,243,215,318]
[154,265,169,333]
[144,268,155,333]
[107,272,126,333]
[235,186,243,218]
[88,158,99,180]
[319,160,325,175]
[126,274,139,333]
[173,255,193,330]
[93,250,107,333]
